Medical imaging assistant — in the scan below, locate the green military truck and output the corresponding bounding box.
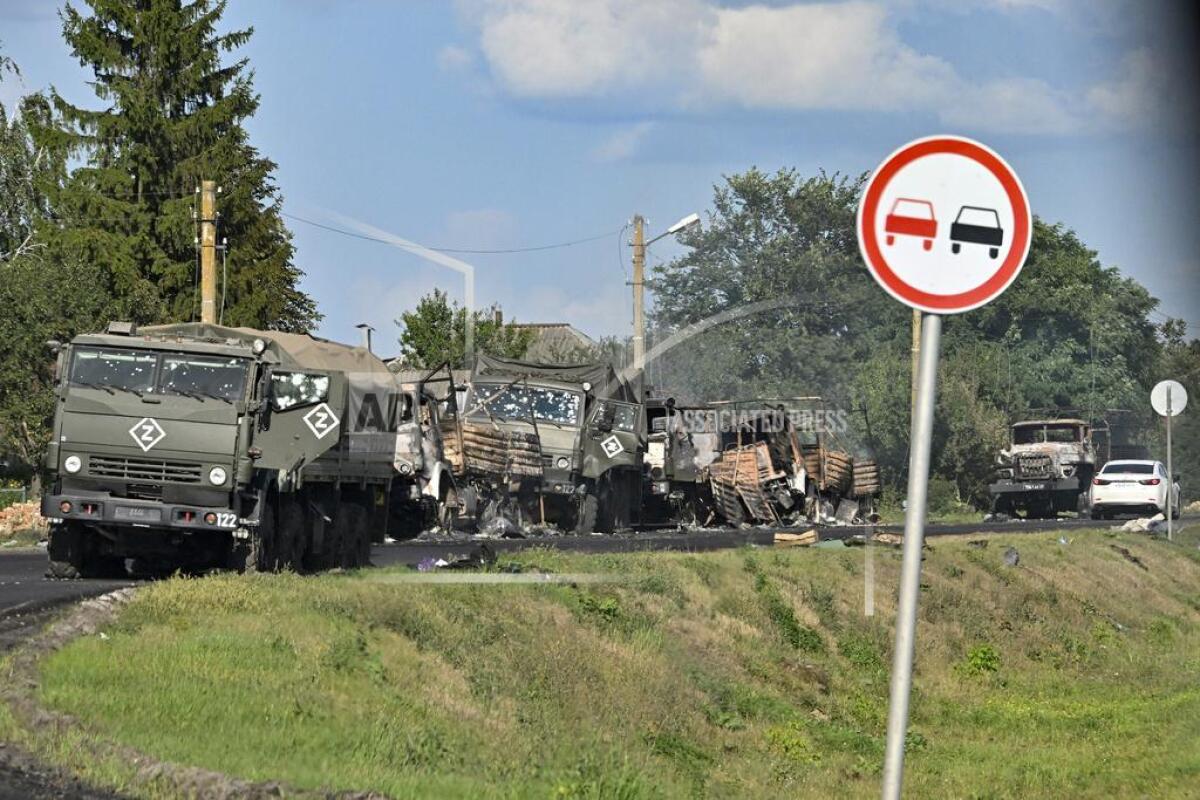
[42,322,407,577]
[443,355,644,533]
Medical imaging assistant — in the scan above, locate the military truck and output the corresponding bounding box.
[441,355,643,533]
[41,322,410,577]
[705,400,881,527]
[989,419,1098,518]
[387,364,463,537]
[641,398,719,526]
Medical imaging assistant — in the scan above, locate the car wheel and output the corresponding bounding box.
[989,247,999,259]
[951,242,961,254]
[922,239,932,251]
[886,234,895,245]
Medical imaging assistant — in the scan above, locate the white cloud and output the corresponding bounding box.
[1085,48,1183,132]
[456,0,1173,136]
[591,121,656,162]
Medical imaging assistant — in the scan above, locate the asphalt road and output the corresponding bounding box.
[1,513,1187,615]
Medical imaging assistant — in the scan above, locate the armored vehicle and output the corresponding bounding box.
[442,355,643,533]
[42,322,409,577]
[989,419,1097,518]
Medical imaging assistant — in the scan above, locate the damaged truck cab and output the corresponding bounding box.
[989,419,1096,518]
[42,322,409,577]
[444,355,644,533]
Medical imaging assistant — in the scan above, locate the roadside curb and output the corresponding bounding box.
[2,588,389,800]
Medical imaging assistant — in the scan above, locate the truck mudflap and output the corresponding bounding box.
[988,477,1080,495]
[41,492,240,533]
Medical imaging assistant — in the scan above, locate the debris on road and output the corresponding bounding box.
[1119,513,1166,534]
[773,529,818,547]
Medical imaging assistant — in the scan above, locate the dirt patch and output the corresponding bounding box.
[2,589,389,800]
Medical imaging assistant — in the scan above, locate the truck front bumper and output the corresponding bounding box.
[988,477,1080,496]
[42,491,241,533]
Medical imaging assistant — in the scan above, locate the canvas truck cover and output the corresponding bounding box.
[472,354,635,401]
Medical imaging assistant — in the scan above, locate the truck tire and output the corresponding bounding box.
[574,491,599,534]
[47,522,123,579]
[334,490,372,569]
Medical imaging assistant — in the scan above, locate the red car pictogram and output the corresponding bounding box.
[885,198,937,251]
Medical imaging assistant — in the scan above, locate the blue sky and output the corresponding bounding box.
[2,0,1198,354]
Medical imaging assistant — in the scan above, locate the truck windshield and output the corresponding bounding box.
[160,354,248,402]
[1013,424,1081,444]
[70,348,156,394]
[69,347,249,402]
[469,383,582,425]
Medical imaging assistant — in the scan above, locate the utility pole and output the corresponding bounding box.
[631,214,646,373]
[199,180,217,324]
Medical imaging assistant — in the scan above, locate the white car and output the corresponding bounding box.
[1089,460,1180,520]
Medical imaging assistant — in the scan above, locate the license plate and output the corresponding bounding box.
[214,512,237,528]
[1022,483,1046,491]
[115,505,162,522]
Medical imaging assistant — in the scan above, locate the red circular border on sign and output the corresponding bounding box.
[859,137,1029,312]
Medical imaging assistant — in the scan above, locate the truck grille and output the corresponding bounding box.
[88,456,203,484]
[1015,453,1053,480]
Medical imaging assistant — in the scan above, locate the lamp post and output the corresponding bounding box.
[631,212,700,373]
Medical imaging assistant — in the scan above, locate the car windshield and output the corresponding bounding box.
[1013,424,1081,444]
[468,383,582,425]
[957,207,1000,227]
[70,348,157,394]
[160,354,249,402]
[893,199,933,219]
[1101,462,1154,475]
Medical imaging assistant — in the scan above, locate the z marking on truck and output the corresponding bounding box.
[601,435,624,458]
[303,403,340,439]
[129,417,166,452]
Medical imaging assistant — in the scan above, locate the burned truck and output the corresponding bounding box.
[705,401,881,527]
[42,322,409,577]
[989,418,1097,518]
[387,364,463,538]
[641,397,720,526]
[441,355,643,533]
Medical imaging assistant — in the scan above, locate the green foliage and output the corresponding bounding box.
[958,644,1002,677]
[26,0,318,330]
[394,288,534,368]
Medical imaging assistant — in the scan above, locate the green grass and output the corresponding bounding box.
[14,526,1200,799]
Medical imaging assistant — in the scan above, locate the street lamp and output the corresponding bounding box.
[632,212,700,373]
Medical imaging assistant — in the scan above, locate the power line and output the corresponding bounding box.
[281,211,620,254]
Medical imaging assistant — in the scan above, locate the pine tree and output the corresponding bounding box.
[28,0,319,330]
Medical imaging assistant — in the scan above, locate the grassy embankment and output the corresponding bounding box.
[3,526,1200,799]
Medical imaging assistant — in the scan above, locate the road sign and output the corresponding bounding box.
[1151,380,1188,417]
[1151,380,1187,543]
[858,135,1031,314]
[863,136,1031,800]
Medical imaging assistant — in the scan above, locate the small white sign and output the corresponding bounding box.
[600,434,624,458]
[129,417,166,452]
[1151,380,1188,417]
[303,403,340,439]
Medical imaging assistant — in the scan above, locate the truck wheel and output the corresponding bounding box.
[334,492,371,569]
[229,492,275,573]
[47,523,123,579]
[277,494,307,569]
[574,491,599,534]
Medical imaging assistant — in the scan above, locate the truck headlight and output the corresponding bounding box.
[556,456,570,469]
[208,466,228,485]
[398,461,413,475]
[64,455,82,474]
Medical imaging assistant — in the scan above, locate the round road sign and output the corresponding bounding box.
[1151,380,1188,417]
[857,135,1032,314]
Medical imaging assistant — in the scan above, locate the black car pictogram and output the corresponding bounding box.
[949,206,1004,259]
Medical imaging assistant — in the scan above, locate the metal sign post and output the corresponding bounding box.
[881,312,941,797]
[1151,379,1188,540]
[857,136,1031,798]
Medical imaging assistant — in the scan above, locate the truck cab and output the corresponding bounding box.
[990,419,1096,518]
